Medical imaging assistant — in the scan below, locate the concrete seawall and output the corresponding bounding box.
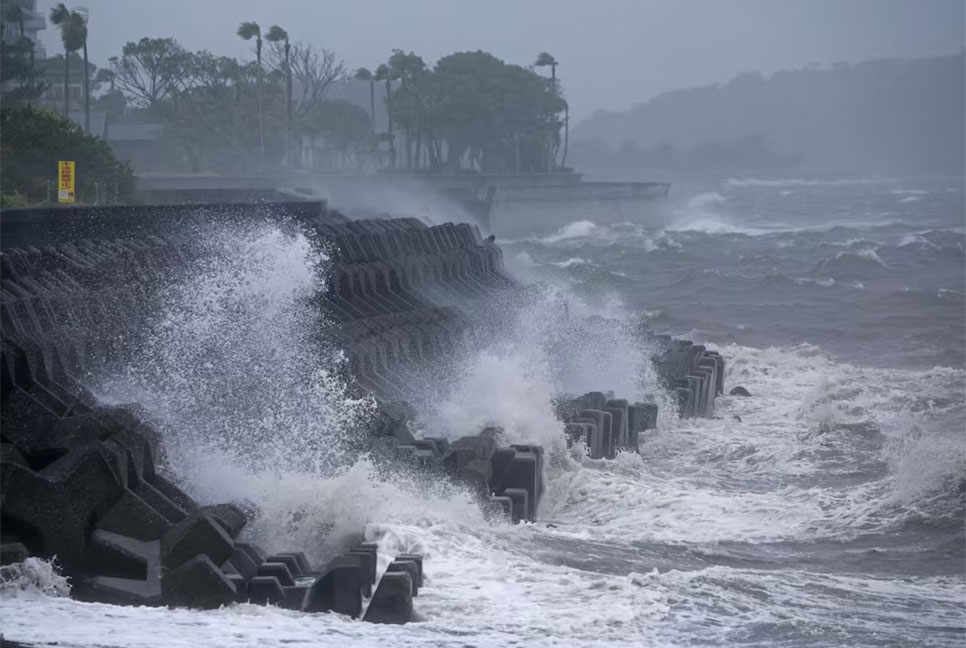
[0,201,722,618]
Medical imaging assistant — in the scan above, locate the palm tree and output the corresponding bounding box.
[95,67,115,91]
[265,25,291,166]
[374,63,394,167]
[76,7,90,133]
[237,21,264,164]
[535,52,561,171]
[49,4,86,121]
[535,52,557,86]
[354,67,376,132]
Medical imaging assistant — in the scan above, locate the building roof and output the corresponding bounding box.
[39,53,96,79]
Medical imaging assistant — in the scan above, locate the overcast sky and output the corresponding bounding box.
[40,0,965,121]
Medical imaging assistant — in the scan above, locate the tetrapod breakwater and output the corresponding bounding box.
[0,201,723,623]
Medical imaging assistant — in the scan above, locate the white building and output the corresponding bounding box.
[0,0,47,59]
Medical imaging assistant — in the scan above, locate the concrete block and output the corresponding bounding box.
[275,551,311,575]
[0,445,124,574]
[202,504,247,539]
[97,490,169,541]
[502,488,529,523]
[279,584,312,611]
[304,555,363,617]
[160,510,234,569]
[226,573,248,602]
[347,549,376,596]
[385,559,419,597]
[225,546,260,581]
[248,575,285,605]
[486,495,513,521]
[162,554,237,609]
[495,452,538,521]
[257,561,295,587]
[85,530,149,580]
[265,554,302,579]
[395,554,424,588]
[363,572,413,624]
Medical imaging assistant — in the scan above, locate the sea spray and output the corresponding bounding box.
[89,219,390,558]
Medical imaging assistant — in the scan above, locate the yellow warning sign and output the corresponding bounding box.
[58,160,75,203]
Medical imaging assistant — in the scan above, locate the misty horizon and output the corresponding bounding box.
[35,0,966,122]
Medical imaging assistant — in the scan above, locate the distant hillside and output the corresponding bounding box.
[571,52,965,177]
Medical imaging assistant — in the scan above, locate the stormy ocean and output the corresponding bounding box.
[2,177,964,647]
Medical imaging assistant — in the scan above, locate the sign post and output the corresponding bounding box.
[58,161,75,203]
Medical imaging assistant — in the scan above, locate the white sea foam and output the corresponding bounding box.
[892,189,929,196]
[898,233,939,250]
[665,193,767,235]
[550,257,595,268]
[6,196,962,647]
[91,221,377,557]
[4,339,963,648]
[0,557,71,598]
[724,177,896,187]
[539,219,601,243]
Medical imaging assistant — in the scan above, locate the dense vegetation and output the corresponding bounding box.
[0,105,138,205]
[367,49,566,173]
[101,35,566,174]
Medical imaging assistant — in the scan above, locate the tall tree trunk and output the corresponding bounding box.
[256,42,264,166]
[83,41,89,133]
[386,78,394,168]
[285,40,292,167]
[369,80,375,132]
[233,83,240,171]
[63,48,69,118]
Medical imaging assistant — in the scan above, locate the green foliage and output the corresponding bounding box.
[0,105,138,204]
[534,52,557,68]
[49,4,86,54]
[311,99,371,147]
[236,21,261,42]
[1,191,28,208]
[110,37,188,106]
[265,25,287,44]
[388,49,566,172]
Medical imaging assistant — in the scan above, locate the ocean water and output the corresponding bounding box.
[2,177,964,647]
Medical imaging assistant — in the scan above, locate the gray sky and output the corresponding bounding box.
[41,0,965,121]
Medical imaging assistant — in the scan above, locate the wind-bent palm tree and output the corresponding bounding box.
[535,52,561,171]
[265,25,291,166]
[237,21,264,164]
[374,63,394,167]
[535,52,558,86]
[354,67,376,132]
[77,7,90,133]
[49,4,86,121]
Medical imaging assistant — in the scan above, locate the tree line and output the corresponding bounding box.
[357,49,566,173]
[1,4,570,176]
